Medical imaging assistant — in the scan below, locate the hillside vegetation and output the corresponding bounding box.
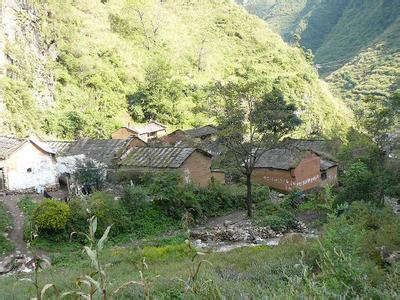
[1,0,352,139]
[238,0,400,101]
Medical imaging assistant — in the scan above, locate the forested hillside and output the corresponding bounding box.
[238,0,400,102]
[0,0,352,139]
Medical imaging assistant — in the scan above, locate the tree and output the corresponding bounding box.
[212,78,301,217]
[356,92,400,205]
[337,161,379,205]
[128,58,184,125]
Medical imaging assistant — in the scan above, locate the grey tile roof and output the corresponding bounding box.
[44,141,73,154]
[279,139,338,161]
[0,136,25,159]
[320,159,337,171]
[126,121,166,135]
[121,147,209,168]
[254,148,310,170]
[184,125,217,138]
[63,139,130,166]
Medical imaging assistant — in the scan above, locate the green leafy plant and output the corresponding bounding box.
[16,256,59,300]
[33,199,71,231]
[65,216,162,299]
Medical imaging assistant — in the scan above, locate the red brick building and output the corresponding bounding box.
[111,122,167,142]
[119,147,214,187]
[252,148,337,192]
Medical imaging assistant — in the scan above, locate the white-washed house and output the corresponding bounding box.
[0,136,58,192]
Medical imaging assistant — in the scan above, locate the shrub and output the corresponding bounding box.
[282,189,306,209]
[337,161,379,206]
[33,199,71,231]
[73,159,106,194]
[121,185,148,213]
[123,205,179,239]
[87,192,119,234]
[254,201,297,231]
[67,197,89,236]
[142,243,195,262]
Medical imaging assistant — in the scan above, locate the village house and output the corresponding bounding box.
[119,147,218,187]
[162,125,218,144]
[252,148,337,192]
[0,136,58,192]
[56,139,131,173]
[279,138,340,183]
[111,121,167,142]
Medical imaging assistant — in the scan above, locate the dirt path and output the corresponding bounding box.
[0,194,30,255]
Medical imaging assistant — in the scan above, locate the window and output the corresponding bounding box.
[27,168,32,173]
[321,171,327,181]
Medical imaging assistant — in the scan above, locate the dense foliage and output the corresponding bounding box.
[239,0,400,102]
[2,0,352,138]
[33,199,71,231]
[0,202,14,255]
[2,199,399,298]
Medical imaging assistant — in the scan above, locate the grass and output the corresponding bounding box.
[0,240,309,299]
[0,201,14,256]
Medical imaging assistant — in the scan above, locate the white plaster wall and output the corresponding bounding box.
[56,154,86,175]
[5,142,57,190]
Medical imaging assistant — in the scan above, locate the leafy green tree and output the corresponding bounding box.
[73,159,106,194]
[337,161,379,206]
[356,92,400,204]
[129,58,185,125]
[213,75,301,217]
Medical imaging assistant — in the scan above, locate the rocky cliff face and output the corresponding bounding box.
[0,0,56,130]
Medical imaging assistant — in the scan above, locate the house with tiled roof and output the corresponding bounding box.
[111,121,167,142]
[252,148,338,192]
[0,136,58,192]
[120,147,214,187]
[162,125,218,145]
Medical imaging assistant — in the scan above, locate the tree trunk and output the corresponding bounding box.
[377,149,386,207]
[246,172,252,217]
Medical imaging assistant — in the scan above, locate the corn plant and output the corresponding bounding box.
[16,255,60,300]
[112,257,160,299]
[64,216,154,299]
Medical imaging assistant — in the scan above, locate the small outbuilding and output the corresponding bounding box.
[59,139,131,170]
[252,148,337,192]
[111,121,167,142]
[120,147,213,187]
[0,136,58,192]
[163,125,217,144]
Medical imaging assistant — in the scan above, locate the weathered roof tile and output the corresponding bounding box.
[121,147,208,168]
[63,139,129,166]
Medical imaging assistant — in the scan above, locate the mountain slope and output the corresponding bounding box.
[239,0,400,101]
[0,0,353,139]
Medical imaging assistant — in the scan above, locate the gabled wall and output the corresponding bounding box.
[252,153,322,192]
[111,128,136,140]
[180,151,212,187]
[292,154,321,190]
[3,142,57,191]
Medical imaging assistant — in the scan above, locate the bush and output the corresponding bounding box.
[254,201,297,231]
[33,199,71,231]
[142,243,195,262]
[282,189,306,209]
[87,192,120,234]
[337,161,379,206]
[67,197,89,237]
[73,159,106,194]
[121,185,148,213]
